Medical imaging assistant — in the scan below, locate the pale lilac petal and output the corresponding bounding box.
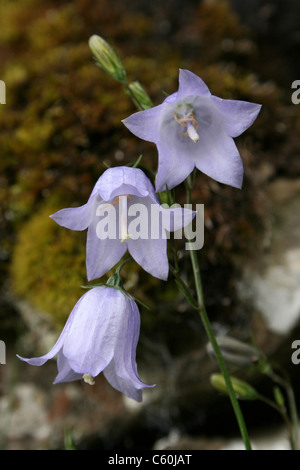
[122,104,164,143]
[93,167,152,201]
[63,287,122,376]
[86,205,127,280]
[160,205,196,232]
[103,360,143,402]
[53,350,82,384]
[16,296,80,366]
[155,139,195,191]
[114,298,154,387]
[127,236,168,280]
[177,69,211,99]
[194,127,244,189]
[126,192,170,280]
[212,96,262,138]
[50,197,96,231]
[16,345,62,367]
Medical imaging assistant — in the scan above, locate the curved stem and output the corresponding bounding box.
[265,368,298,449]
[185,179,252,450]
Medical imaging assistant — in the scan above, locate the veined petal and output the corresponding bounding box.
[94,167,152,201]
[105,298,154,401]
[155,137,195,192]
[122,104,165,143]
[177,69,211,99]
[212,96,262,138]
[114,299,153,387]
[50,196,97,231]
[62,287,122,377]
[103,360,143,402]
[193,122,244,189]
[86,206,127,280]
[53,350,82,384]
[127,235,168,280]
[160,205,196,232]
[16,294,82,366]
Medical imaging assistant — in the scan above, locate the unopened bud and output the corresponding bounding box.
[207,336,259,369]
[128,81,153,109]
[89,35,126,84]
[210,373,259,400]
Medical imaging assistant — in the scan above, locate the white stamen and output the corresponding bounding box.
[187,122,199,142]
[83,373,95,385]
[119,195,131,242]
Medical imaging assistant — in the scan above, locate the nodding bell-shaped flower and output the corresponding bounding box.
[17,286,154,402]
[49,166,195,281]
[122,69,262,191]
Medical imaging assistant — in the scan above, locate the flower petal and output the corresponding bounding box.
[127,235,168,280]
[212,96,262,138]
[16,295,81,366]
[122,104,164,143]
[103,360,143,402]
[104,297,154,401]
[50,196,97,231]
[177,69,211,99]
[86,207,127,280]
[62,287,122,377]
[155,146,195,191]
[160,205,196,232]
[194,125,244,189]
[53,350,82,384]
[94,167,152,201]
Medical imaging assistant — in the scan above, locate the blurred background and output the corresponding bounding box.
[0,0,300,450]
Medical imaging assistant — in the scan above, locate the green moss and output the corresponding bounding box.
[10,200,88,326]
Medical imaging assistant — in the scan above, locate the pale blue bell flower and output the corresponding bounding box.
[17,286,154,402]
[49,166,194,281]
[122,69,262,191]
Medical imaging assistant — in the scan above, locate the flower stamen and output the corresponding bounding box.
[83,373,95,385]
[119,195,131,242]
[174,109,199,143]
[97,195,131,242]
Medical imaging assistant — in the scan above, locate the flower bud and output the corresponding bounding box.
[207,336,259,369]
[128,81,153,109]
[89,35,126,84]
[273,386,285,408]
[210,373,259,400]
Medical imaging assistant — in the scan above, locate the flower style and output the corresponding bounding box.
[17,286,154,402]
[122,69,262,191]
[50,166,194,281]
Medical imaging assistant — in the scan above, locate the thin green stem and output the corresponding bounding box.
[265,368,298,449]
[185,179,252,450]
[256,393,294,449]
[124,83,144,111]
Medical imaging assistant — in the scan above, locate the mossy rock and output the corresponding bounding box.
[10,200,88,326]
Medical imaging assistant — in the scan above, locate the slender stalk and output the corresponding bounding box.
[185,179,252,450]
[265,368,298,449]
[124,83,144,111]
[256,393,294,448]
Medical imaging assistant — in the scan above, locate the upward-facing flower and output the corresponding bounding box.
[122,69,262,191]
[50,166,194,281]
[17,286,154,402]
